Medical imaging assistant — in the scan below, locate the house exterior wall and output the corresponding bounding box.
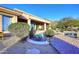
[0,7,51,32]
[10,16,18,23]
[0,15,2,32]
[0,15,18,32]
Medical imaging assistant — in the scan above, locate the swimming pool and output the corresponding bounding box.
[50,37,79,54]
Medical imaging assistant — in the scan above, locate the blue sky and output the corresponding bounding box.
[1,4,79,21]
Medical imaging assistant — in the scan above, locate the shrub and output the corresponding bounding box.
[44,29,54,37]
[8,22,29,38]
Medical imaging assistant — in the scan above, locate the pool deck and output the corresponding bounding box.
[1,33,79,54]
[0,36,21,53]
[2,41,59,54]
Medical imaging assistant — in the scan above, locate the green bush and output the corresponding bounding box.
[44,29,54,37]
[8,22,29,38]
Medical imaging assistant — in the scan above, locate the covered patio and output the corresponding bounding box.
[17,9,50,31]
[18,16,49,31]
[0,7,50,33]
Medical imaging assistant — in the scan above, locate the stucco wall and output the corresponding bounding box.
[0,15,2,32]
[10,16,18,23]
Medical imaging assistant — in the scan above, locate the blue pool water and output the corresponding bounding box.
[50,37,79,54]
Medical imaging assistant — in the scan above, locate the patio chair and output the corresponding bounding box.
[0,32,4,40]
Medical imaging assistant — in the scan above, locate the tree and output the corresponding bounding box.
[56,17,79,31]
[50,21,57,30]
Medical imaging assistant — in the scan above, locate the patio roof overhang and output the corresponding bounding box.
[14,9,51,24]
[0,7,50,24]
[29,15,50,24]
[0,7,22,17]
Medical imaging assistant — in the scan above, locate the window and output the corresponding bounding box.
[2,16,10,31]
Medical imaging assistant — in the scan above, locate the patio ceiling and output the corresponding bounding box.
[31,20,44,25]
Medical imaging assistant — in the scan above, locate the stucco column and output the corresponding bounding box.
[34,24,36,30]
[27,18,31,30]
[0,15,2,32]
[44,23,46,31]
[10,16,17,24]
